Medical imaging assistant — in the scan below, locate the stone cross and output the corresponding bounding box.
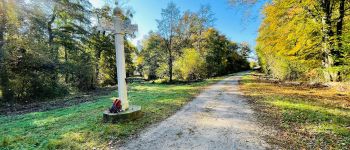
[98,8,138,111]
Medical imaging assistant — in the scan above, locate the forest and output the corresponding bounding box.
[0,1,250,106]
[0,0,349,149]
[257,0,350,82]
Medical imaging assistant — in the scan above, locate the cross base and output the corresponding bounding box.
[103,105,142,123]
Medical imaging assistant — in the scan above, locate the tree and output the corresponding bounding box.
[0,0,14,104]
[156,2,181,82]
[139,32,166,80]
[226,41,249,73]
[257,0,350,81]
[336,0,345,54]
[91,5,136,85]
[239,42,251,59]
[194,5,216,50]
[0,0,141,104]
[202,28,247,76]
[174,48,206,81]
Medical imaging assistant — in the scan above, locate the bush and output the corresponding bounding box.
[156,63,169,81]
[174,48,206,81]
[249,61,258,69]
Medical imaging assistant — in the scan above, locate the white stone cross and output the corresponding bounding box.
[98,8,138,111]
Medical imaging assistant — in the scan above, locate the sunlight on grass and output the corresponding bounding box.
[269,100,350,119]
[306,123,350,136]
[240,72,350,149]
[33,116,65,127]
[0,76,224,150]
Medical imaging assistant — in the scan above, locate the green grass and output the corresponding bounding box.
[0,77,224,150]
[240,73,350,149]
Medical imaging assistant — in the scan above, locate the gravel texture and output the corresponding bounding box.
[118,73,270,150]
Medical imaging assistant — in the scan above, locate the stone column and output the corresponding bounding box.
[114,16,129,110]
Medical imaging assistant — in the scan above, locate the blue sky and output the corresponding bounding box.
[89,0,266,51]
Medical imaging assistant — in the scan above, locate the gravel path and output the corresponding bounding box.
[118,73,270,150]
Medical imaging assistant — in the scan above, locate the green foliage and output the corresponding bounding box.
[138,32,166,80]
[156,2,181,82]
[139,25,249,81]
[249,61,258,69]
[0,2,139,103]
[155,63,169,81]
[125,41,137,77]
[202,28,249,76]
[137,2,250,81]
[202,28,227,76]
[239,42,251,59]
[0,0,95,103]
[174,48,206,81]
[99,48,117,86]
[0,1,250,104]
[136,3,249,82]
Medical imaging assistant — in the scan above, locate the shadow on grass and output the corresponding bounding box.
[240,73,350,149]
[0,77,218,149]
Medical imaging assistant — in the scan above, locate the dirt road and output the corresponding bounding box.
[118,73,271,150]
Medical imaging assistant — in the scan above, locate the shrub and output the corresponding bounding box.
[156,63,169,81]
[174,48,206,81]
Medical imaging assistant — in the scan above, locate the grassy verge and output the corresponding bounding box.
[239,72,350,149]
[0,77,225,150]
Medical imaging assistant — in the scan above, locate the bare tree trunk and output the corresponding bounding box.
[320,0,336,81]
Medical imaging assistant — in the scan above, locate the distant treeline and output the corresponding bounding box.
[138,3,250,82]
[256,0,350,82]
[0,1,249,105]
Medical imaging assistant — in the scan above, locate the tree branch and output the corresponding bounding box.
[303,6,320,22]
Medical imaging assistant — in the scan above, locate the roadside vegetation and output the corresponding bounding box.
[2,0,349,149]
[240,72,350,149]
[0,1,249,110]
[256,0,350,82]
[0,1,249,149]
[0,77,224,150]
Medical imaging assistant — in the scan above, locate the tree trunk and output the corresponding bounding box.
[335,0,345,59]
[95,49,102,85]
[320,0,336,81]
[0,34,14,104]
[197,29,202,51]
[48,13,56,60]
[48,13,59,86]
[167,36,173,82]
[0,0,14,106]
[95,61,100,83]
[0,60,14,105]
[64,48,68,83]
[168,49,173,82]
